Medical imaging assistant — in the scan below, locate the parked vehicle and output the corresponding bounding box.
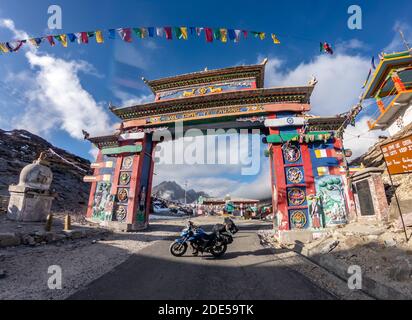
[170,221,227,258]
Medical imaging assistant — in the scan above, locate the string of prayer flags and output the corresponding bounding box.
[362,69,372,89]
[0,25,284,56]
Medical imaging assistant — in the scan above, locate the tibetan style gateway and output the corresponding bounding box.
[83,59,354,242]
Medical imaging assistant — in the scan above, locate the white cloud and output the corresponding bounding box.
[343,116,383,159]
[264,53,370,116]
[0,18,114,140]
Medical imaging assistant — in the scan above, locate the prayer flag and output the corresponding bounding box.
[156,27,163,37]
[204,28,213,42]
[55,34,68,47]
[80,32,89,44]
[95,30,104,43]
[362,69,372,88]
[259,32,265,40]
[196,27,203,36]
[67,33,77,42]
[46,35,55,46]
[87,31,95,38]
[228,29,236,41]
[148,27,155,37]
[141,28,148,39]
[133,28,142,38]
[235,30,241,42]
[213,28,221,40]
[180,27,188,40]
[242,30,248,38]
[108,29,116,39]
[174,27,182,39]
[271,34,280,44]
[164,27,172,40]
[118,28,132,42]
[189,27,195,35]
[220,28,227,43]
[0,43,9,53]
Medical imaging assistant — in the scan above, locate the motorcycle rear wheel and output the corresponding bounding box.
[210,241,227,257]
[170,242,188,257]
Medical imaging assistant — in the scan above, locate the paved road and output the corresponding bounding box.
[69,222,335,300]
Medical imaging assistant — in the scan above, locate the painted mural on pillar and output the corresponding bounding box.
[92,182,114,222]
[315,175,347,226]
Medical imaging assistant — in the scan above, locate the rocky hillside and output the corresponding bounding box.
[350,123,412,202]
[0,129,92,212]
[152,181,209,204]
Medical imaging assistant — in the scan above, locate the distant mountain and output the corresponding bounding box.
[152,181,209,204]
[0,129,92,212]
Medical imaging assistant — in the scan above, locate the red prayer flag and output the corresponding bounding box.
[46,36,55,46]
[81,32,89,44]
[164,27,172,40]
[204,28,213,42]
[242,30,248,38]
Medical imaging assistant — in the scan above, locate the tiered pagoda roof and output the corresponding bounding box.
[144,60,267,93]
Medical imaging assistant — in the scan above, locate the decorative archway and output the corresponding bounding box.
[83,60,351,239]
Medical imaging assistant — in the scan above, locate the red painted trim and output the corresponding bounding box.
[86,151,102,218]
[272,143,289,230]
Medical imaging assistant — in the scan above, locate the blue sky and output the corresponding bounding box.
[0,0,411,198]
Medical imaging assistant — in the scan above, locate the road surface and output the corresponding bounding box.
[69,220,335,300]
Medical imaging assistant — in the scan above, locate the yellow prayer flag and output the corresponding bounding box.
[0,43,9,53]
[271,34,280,44]
[180,27,188,40]
[259,32,265,40]
[220,28,227,43]
[59,34,68,47]
[96,30,104,43]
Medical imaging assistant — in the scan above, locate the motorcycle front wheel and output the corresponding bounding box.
[210,241,227,257]
[170,242,188,257]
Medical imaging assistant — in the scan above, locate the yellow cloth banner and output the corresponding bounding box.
[96,30,104,43]
[271,34,280,44]
[259,32,265,40]
[220,29,227,43]
[59,34,68,47]
[180,27,188,40]
[0,43,9,53]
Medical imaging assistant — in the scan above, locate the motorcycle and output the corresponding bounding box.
[170,221,227,258]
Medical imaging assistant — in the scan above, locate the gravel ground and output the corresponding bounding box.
[0,219,182,300]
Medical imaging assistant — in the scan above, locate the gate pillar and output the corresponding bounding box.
[85,132,156,231]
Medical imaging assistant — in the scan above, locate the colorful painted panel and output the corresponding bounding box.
[145,105,265,124]
[315,175,347,226]
[287,187,306,206]
[286,167,304,184]
[92,182,114,222]
[289,209,308,229]
[307,195,323,229]
[157,80,254,100]
[283,143,301,164]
